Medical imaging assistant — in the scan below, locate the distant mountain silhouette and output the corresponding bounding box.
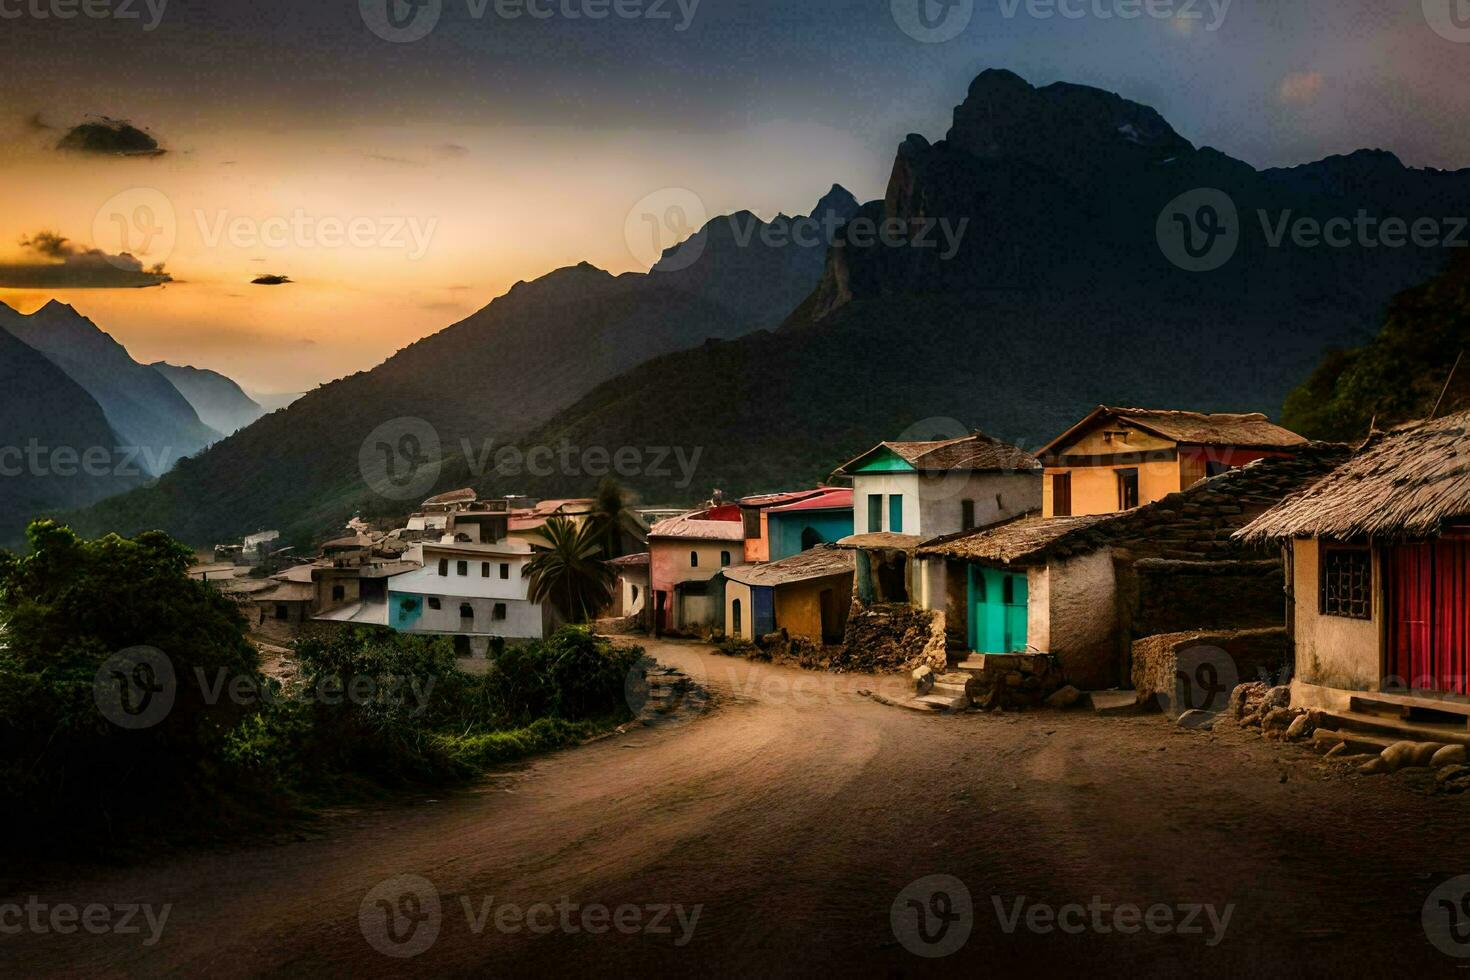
[65,190,859,544]
[0,323,142,544]
[0,301,219,477]
[499,69,1470,500]
[150,361,264,437]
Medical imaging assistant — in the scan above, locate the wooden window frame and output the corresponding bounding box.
[1320,544,1372,620]
[1052,473,1072,517]
[1116,468,1140,511]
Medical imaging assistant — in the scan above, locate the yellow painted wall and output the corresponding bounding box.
[1291,538,1382,691]
[1043,460,1181,516]
[773,573,852,641]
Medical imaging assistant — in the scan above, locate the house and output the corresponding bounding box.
[834,432,1041,607]
[723,546,854,645]
[835,432,1042,538]
[918,445,1349,690]
[737,488,842,563]
[1236,411,1470,721]
[387,538,545,652]
[1036,406,1307,518]
[607,552,650,626]
[647,505,745,634]
[764,489,854,562]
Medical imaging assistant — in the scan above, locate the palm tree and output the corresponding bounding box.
[523,516,616,623]
[593,477,628,560]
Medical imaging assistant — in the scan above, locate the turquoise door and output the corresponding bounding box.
[968,566,1029,653]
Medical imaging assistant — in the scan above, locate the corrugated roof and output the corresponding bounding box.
[648,511,745,541]
[766,488,854,513]
[1237,410,1470,542]
[724,546,854,586]
[1040,406,1307,457]
[835,432,1040,476]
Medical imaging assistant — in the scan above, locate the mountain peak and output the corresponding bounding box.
[812,184,859,222]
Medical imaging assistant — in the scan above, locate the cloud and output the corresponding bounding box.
[366,153,425,168]
[251,274,292,285]
[0,231,171,288]
[1279,71,1325,106]
[435,143,469,159]
[419,301,466,313]
[56,116,166,157]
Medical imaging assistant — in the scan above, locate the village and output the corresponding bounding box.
[196,403,1470,780]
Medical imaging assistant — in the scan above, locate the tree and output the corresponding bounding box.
[523,516,616,623]
[593,477,629,559]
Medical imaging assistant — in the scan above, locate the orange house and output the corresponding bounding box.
[1037,406,1307,518]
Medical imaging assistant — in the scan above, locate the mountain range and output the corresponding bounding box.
[149,361,265,437]
[44,68,1470,546]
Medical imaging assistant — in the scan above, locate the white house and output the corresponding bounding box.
[388,539,546,651]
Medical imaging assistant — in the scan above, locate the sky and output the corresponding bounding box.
[1,0,1468,394]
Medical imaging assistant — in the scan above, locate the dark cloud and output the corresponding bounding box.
[56,116,166,157]
[0,231,171,288]
[435,144,469,159]
[251,274,292,285]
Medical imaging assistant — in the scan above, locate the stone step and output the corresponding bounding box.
[1318,709,1470,747]
[1083,690,1140,716]
[931,681,969,697]
[913,692,968,712]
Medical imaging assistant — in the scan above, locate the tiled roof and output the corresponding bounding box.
[649,511,746,541]
[1040,406,1307,457]
[766,489,854,513]
[836,433,1040,475]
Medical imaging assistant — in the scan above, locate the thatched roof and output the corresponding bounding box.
[1039,406,1306,458]
[834,432,1040,476]
[724,546,853,587]
[837,532,924,551]
[919,514,1112,564]
[1236,411,1470,542]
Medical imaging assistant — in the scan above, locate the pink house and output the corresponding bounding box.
[648,504,744,634]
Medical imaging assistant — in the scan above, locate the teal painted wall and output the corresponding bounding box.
[389,592,423,631]
[850,448,916,474]
[768,510,854,562]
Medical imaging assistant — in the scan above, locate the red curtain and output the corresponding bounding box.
[1389,540,1470,695]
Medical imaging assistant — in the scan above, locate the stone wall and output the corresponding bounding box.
[1131,627,1290,715]
[1126,558,1286,637]
[832,600,947,674]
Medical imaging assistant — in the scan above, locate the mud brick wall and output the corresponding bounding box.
[833,600,947,674]
[1132,627,1289,714]
[1128,558,1286,637]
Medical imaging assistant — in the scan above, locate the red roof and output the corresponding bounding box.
[766,488,853,514]
[738,488,830,508]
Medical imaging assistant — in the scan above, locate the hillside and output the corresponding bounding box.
[66,190,859,545]
[1282,251,1470,441]
[150,362,265,437]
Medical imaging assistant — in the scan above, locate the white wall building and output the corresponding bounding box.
[388,539,546,645]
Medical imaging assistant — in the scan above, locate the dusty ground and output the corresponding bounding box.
[5,638,1470,978]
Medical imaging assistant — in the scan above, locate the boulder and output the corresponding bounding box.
[1261,707,1295,733]
[1262,686,1292,712]
[913,665,935,696]
[1433,744,1468,769]
[1380,740,1446,772]
[1358,757,1391,775]
[1045,685,1082,709]
[1228,682,1269,720]
[1284,712,1315,741]
[1177,709,1215,731]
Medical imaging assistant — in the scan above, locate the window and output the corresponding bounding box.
[1116,469,1140,510]
[889,494,904,533]
[721,551,731,567]
[428,597,442,610]
[438,558,449,576]
[500,563,510,580]
[481,562,490,578]
[961,499,976,530]
[274,604,288,620]
[1052,473,1072,517]
[690,551,699,568]
[867,494,883,534]
[457,560,468,576]
[460,602,474,620]
[331,584,345,602]
[742,509,761,538]
[493,602,507,621]
[1321,546,1372,619]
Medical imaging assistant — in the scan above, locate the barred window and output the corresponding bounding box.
[1320,547,1371,619]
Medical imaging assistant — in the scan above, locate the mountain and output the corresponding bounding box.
[1282,250,1470,441]
[0,324,143,545]
[492,69,1470,501]
[0,301,220,476]
[245,389,305,414]
[150,361,264,436]
[66,190,860,545]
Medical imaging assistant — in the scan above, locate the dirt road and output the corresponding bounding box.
[5,638,1470,977]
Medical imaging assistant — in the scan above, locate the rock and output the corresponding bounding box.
[1045,685,1082,709]
[1285,713,1315,741]
[1261,707,1294,732]
[1262,686,1292,712]
[1177,709,1215,731]
[1228,682,1269,720]
[1379,740,1445,772]
[1433,744,1468,768]
[913,665,935,696]
[1325,742,1348,758]
[1358,757,1391,775]
[1436,764,1470,784]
